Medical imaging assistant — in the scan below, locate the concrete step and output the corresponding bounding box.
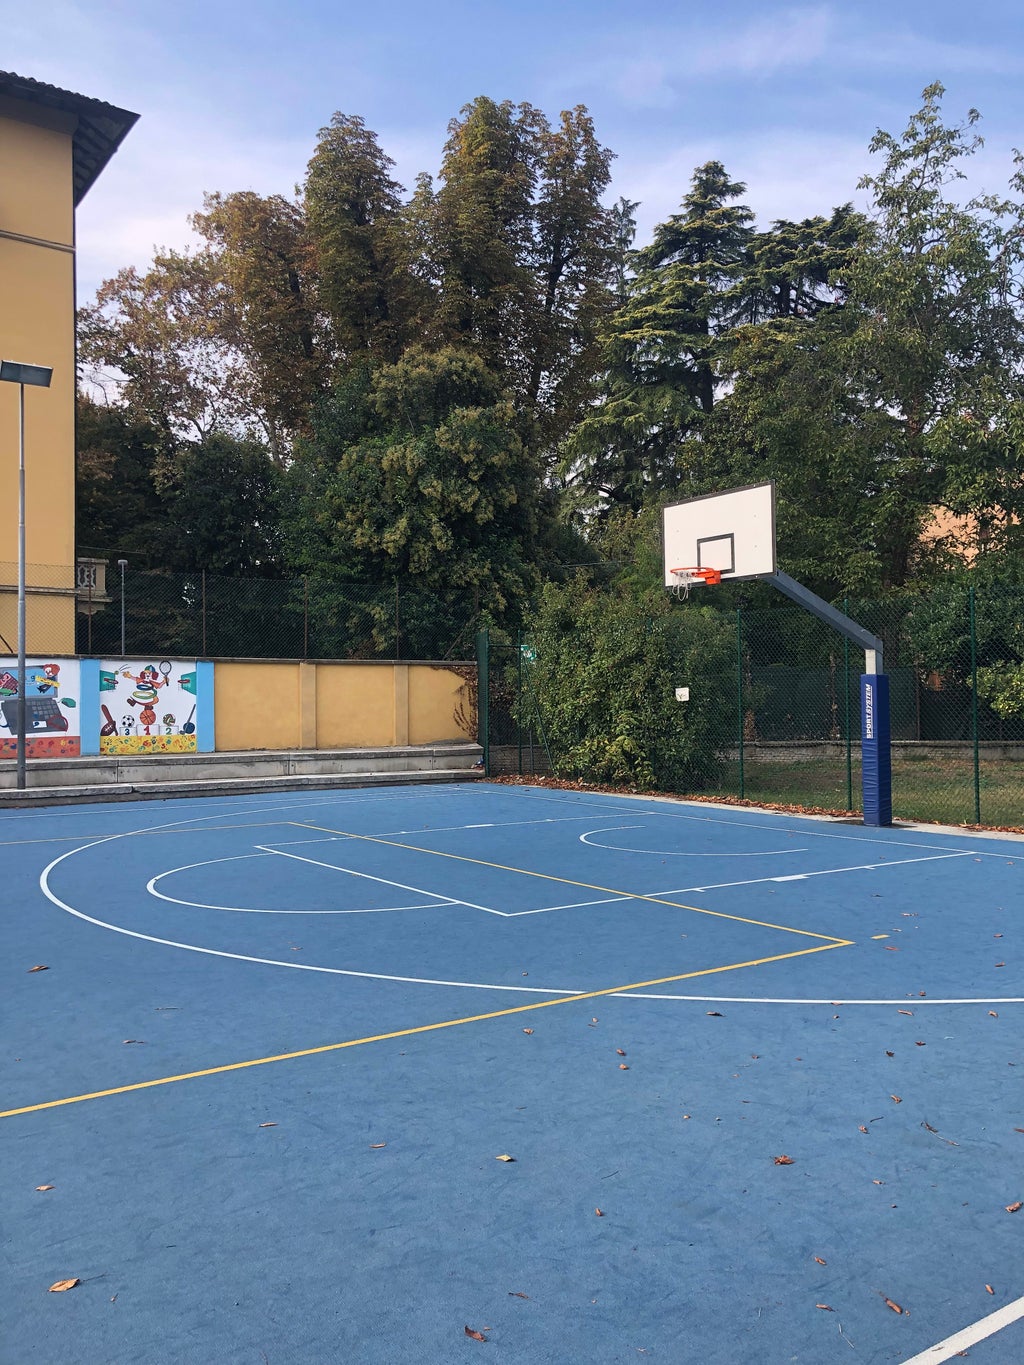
[0,742,483,807]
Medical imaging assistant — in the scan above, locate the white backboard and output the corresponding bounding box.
[663,482,776,587]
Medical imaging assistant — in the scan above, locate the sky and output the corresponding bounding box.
[7,0,1024,303]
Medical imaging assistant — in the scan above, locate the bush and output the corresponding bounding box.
[526,577,734,791]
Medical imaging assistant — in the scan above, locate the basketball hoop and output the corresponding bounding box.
[669,566,722,600]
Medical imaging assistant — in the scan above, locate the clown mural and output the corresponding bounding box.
[99,660,198,754]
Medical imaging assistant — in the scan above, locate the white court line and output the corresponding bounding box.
[258,845,510,916]
[514,787,1024,858]
[579,826,807,857]
[651,850,973,894]
[900,1293,1024,1362]
[147,855,454,915]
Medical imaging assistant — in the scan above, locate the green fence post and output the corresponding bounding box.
[970,585,981,824]
[736,607,745,799]
[476,628,490,777]
[844,598,853,812]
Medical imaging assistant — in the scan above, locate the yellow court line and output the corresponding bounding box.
[292,822,851,945]
[0,941,848,1120]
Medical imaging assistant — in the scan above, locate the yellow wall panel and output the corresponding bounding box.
[214,662,302,751]
[315,664,396,748]
[408,665,474,745]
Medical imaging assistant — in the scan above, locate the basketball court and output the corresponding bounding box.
[4,779,1024,1363]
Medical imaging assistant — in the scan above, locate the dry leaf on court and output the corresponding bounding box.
[1015,1129,1024,1134]
[1006,1202,1022,1213]
[922,1121,938,1133]
[858,1125,868,1134]
[996,962,1006,968]
[27,965,49,973]
[890,1095,902,1104]
[986,1285,995,1294]
[990,1011,999,1018]
[814,1257,827,1266]
[873,1179,885,1185]
[773,1155,794,1165]
[898,1009,913,1016]
[594,1207,604,1216]
[35,1185,54,1192]
[258,1123,277,1128]
[370,1143,386,1149]
[884,946,899,952]
[495,1154,516,1162]
[886,1050,895,1057]
[706,1011,723,1017]
[508,1292,529,1299]
[915,1041,926,1046]
[464,1326,487,1341]
[816,1303,834,1311]
[619,1063,629,1070]
[883,1297,903,1314]
[122,1039,145,1045]
[616,1049,626,1056]
[48,1279,79,1293]
[522,1028,533,1035]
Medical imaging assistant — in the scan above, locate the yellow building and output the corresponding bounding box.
[0,70,136,653]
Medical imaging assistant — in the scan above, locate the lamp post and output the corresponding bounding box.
[1,360,54,791]
[118,558,127,656]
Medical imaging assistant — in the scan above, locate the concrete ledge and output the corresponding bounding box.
[0,766,482,808]
[0,742,483,806]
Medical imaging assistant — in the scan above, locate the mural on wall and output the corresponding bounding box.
[100,660,198,755]
[0,659,81,757]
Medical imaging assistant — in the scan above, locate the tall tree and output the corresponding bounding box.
[304,114,428,365]
[192,191,325,456]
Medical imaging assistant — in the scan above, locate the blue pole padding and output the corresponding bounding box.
[195,660,215,752]
[79,659,100,756]
[861,673,892,826]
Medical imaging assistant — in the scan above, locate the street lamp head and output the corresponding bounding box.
[0,360,53,387]
[118,558,128,569]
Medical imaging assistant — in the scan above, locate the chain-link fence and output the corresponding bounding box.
[0,562,78,656]
[485,585,1024,829]
[66,559,478,661]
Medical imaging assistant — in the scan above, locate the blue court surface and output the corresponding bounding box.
[3,781,1024,1364]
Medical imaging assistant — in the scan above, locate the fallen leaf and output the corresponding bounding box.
[814,1256,827,1266]
[495,1154,516,1162]
[682,1114,691,1120]
[522,1028,533,1035]
[1015,1128,1024,1134]
[110,1294,117,1303]
[773,1155,794,1165]
[922,1121,938,1133]
[883,1297,903,1314]
[616,1048,626,1056]
[1006,1202,1022,1213]
[595,1207,604,1216]
[890,1095,902,1104]
[122,1039,145,1045]
[750,1054,759,1060]
[915,1041,926,1047]
[996,962,1006,968]
[27,965,49,973]
[884,946,899,952]
[464,1326,487,1341]
[990,1011,999,1018]
[873,1179,885,1185]
[35,1185,55,1192]
[986,1284,995,1295]
[592,1018,598,1023]
[508,1292,529,1299]
[258,1122,277,1128]
[706,1011,723,1017]
[370,1143,386,1149]
[995,934,1003,938]
[48,1279,79,1293]
[898,1009,913,1016]
[816,1303,835,1311]
[886,1050,895,1057]
[858,1125,868,1134]
[619,1063,629,1070]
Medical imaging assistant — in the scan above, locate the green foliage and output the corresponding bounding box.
[976,664,1024,719]
[283,346,540,622]
[527,577,734,790]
